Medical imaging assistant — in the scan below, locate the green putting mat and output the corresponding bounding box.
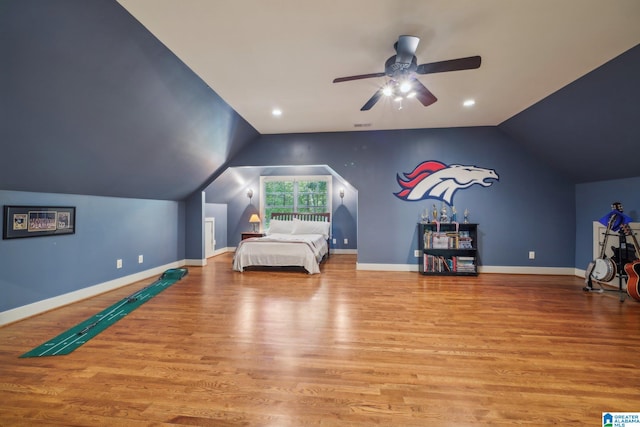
[20,268,188,358]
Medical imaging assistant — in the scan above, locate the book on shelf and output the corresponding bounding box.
[446,232,459,248]
[432,233,450,249]
[424,230,460,249]
[454,256,476,272]
[457,231,473,249]
[459,237,473,249]
[423,255,476,273]
[424,254,449,272]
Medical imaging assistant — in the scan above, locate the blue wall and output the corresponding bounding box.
[205,203,228,251]
[498,44,640,184]
[331,183,358,251]
[184,191,204,261]
[227,127,576,267]
[1,0,258,201]
[0,190,184,312]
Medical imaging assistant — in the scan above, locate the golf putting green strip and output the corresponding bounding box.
[20,268,188,358]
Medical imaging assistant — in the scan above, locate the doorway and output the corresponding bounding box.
[205,217,215,258]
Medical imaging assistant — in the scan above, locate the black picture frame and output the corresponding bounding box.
[3,205,76,240]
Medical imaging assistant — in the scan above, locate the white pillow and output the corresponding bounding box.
[291,218,331,239]
[267,219,294,235]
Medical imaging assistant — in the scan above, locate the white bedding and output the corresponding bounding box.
[233,233,328,274]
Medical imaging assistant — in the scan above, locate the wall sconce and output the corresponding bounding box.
[246,188,253,203]
[249,214,261,232]
[339,188,345,204]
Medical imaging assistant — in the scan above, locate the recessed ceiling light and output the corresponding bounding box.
[272,108,282,116]
[463,99,476,107]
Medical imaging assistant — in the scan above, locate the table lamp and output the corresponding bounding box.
[249,214,261,232]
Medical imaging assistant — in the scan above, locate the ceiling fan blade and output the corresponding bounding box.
[416,55,481,75]
[333,72,386,83]
[360,90,383,111]
[411,79,438,107]
[395,35,419,64]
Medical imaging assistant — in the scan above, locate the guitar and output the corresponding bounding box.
[621,223,640,302]
[588,212,618,284]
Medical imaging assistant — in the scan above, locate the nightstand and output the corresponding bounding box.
[241,232,265,240]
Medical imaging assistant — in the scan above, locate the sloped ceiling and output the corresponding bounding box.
[500,44,640,183]
[1,0,258,201]
[118,0,640,135]
[2,0,639,203]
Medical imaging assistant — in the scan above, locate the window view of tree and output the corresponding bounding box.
[264,181,295,221]
[262,177,330,227]
[297,180,327,213]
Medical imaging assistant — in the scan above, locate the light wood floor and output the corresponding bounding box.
[1,253,639,426]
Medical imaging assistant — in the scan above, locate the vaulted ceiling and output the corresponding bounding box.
[3,1,639,203]
[118,0,640,135]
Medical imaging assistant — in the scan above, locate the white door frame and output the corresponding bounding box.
[205,217,215,258]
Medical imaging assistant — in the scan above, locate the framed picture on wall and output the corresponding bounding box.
[2,206,76,239]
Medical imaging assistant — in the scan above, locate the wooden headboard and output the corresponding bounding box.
[271,212,330,222]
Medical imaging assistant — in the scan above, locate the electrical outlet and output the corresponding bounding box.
[343,238,348,245]
[116,259,122,269]
[414,250,421,257]
[332,238,336,244]
[138,255,143,264]
[529,251,535,260]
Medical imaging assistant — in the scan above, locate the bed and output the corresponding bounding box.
[232,212,331,274]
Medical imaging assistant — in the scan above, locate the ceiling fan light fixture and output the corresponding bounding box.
[394,96,403,102]
[406,91,416,98]
[332,35,481,111]
[399,80,412,93]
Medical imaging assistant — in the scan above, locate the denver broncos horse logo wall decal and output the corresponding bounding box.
[394,160,499,204]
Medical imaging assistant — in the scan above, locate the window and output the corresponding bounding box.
[260,176,331,227]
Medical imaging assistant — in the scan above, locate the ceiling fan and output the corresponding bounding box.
[333,35,481,111]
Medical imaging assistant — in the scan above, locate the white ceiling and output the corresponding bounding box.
[118,0,640,135]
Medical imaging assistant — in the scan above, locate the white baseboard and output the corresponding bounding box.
[356,263,417,272]
[207,247,234,258]
[331,249,357,255]
[356,263,577,276]
[0,260,186,326]
[212,247,230,256]
[478,266,576,275]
